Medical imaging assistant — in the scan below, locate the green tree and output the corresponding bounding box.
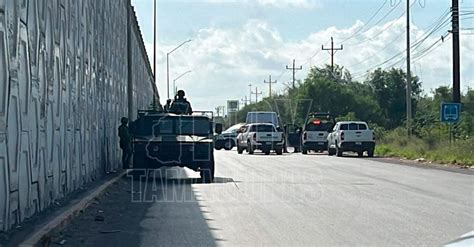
[366,68,422,129]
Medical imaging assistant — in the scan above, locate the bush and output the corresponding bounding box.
[376,129,474,166]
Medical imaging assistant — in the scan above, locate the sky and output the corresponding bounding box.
[131,0,474,111]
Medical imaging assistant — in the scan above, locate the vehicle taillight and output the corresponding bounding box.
[303,132,307,140]
[253,133,257,141]
[340,131,345,141]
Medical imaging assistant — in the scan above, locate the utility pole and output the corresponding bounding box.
[153,0,157,106]
[264,75,277,98]
[215,106,224,117]
[286,59,302,88]
[251,87,262,103]
[153,0,156,82]
[406,0,413,136]
[248,84,253,104]
[322,37,343,72]
[452,0,461,103]
[241,96,250,106]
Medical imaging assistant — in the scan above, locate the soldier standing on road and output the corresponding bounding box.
[170,90,193,115]
[118,117,132,169]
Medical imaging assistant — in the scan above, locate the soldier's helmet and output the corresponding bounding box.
[121,117,128,124]
[177,90,185,98]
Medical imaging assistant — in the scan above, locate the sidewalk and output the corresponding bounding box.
[0,171,126,247]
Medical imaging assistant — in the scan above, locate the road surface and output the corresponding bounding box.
[55,150,474,246]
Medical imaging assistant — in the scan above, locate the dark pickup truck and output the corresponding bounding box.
[130,110,222,183]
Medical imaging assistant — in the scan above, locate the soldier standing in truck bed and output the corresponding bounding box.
[170,90,193,115]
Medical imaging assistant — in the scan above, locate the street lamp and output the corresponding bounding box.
[173,70,192,96]
[167,39,192,99]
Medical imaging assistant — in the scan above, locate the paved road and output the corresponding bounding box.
[56,150,473,246]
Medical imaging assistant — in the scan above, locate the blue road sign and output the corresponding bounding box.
[440,102,461,123]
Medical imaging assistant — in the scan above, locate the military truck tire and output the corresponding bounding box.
[200,160,215,183]
[128,169,147,181]
[275,147,283,155]
[367,148,374,157]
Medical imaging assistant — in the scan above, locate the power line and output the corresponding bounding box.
[346,1,415,46]
[336,0,389,43]
[350,14,451,77]
[352,33,451,81]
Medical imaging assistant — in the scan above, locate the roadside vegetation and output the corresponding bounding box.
[233,64,474,166]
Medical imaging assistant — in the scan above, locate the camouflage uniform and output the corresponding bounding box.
[118,118,132,169]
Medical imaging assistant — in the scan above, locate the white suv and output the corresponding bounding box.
[236,123,284,155]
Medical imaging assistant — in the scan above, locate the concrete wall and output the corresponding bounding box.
[0,0,158,231]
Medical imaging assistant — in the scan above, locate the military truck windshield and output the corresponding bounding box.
[133,116,211,136]
[177,119,210,135]
[152,119,174,134]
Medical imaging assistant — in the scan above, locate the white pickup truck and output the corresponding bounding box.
[327,121,375,157]
[236,123,284,155]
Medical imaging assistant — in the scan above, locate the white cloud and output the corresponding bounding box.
[147,18,473,111]
[184,0,320,8]
[253,0,319,8]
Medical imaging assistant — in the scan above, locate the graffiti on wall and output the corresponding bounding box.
[0,0,157,231]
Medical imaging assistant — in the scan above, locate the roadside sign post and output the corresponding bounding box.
[440,102,461,146]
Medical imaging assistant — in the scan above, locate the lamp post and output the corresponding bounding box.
[173,70,192,96]
[167,39,192,99]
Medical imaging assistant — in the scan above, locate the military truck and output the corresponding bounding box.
[130,110,222,183]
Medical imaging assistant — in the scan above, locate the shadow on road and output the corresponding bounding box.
[53,168,222,246]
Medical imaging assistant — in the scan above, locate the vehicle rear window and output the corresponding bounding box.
[254,125,275,132]
[349,123,358,130]
[358,124,367,130]
[339,123,368,131]
[305,121,334,131]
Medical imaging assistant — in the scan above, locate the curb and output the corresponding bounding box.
[18,170,128,247]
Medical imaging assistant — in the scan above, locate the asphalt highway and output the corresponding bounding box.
[56,150,474,246]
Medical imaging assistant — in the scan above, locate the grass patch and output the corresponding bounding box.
[375,129,474,167]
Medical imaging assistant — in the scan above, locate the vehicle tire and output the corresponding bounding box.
[302,147,308,155]
[215,146,222,150]
[200,160,215,183]
[264,149,270,155]
[367,148,374,157]
[224,140,234,150]
[336,144,343,157]
[357,151,363,157]
[237,145,244,154]
[276,147,283,155]
[128,169,147,181]
[247,141,254,155]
